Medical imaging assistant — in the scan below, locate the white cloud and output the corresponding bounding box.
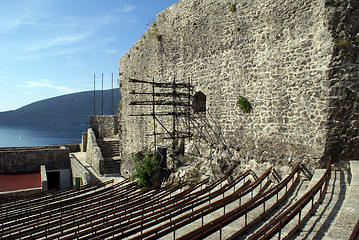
[119,4,137,13]
[105,49,117,54]
[24,32,92,52]
[16,79,76,94]
[0,0,53,33]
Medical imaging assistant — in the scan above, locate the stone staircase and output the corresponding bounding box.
[97,137,121,175]
[97,138,120,157]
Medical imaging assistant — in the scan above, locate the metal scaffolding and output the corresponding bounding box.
[129,77,193,152]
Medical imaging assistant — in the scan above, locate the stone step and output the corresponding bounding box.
[97,139,120,158]
[281,170,349,239]
[159,174,273,239]
[103,156,121,174]
[323,161,359,239]
[240,176,307,239]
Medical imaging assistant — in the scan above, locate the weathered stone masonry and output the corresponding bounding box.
[119,0,359,178]
[0,146,71,173]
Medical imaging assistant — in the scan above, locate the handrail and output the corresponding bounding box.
[178,164,300,240]
[0,181,137,238]
[0,180,131,230]
[0,178,114,211]
[249,159,332,240]
[1,181,173,239]
[130,168,271,240]
[86,173,247,239]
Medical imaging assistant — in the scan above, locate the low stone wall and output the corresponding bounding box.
[89,115,119,138]
[62,143,81,153]
[86,128,104,175]
[71,154,101,185]
[81,132,88,152]
[0,146,70,173]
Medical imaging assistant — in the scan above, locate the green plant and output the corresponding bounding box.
[235,26,240,32]
[118,101,122,111]
[129,89,135,94]
[237,96,252,114]
[131,154,159,189]
[228,3,236,13]
[148,23,162,41]
[334,34,350,49]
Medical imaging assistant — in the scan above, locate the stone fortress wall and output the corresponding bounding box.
[0,145,72,173]
[119,0,359,178]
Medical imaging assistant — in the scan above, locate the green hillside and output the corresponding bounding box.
[0,89,120,125]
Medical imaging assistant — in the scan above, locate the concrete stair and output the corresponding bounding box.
[97,138,120,158]
[323,160,359,240]
[103,157,121,175]
[248,164,354,240]
[240,177,309,240]
[97,137,121,175]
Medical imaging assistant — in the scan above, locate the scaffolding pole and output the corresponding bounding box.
[93,74,96,116]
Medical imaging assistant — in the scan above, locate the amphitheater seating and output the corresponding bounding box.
[0,162,337,239]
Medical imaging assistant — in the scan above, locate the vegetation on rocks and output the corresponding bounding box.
[131,154,160,189]
[148,23,162,41]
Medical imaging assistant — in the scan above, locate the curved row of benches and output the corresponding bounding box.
[0,179,115,218]
[0,161,336,239]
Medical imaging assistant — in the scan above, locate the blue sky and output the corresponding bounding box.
[0,0,178,112]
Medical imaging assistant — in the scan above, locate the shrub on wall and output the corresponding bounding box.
[237,96,252,114]
[148,23,162,41]
[228,3,236,13]
[131,154,159,189]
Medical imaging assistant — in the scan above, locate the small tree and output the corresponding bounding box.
[131,154,159,189]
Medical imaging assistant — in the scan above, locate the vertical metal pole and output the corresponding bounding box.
[220,223,222,240]
[94,74,96,115]
[172,76,176,152]
[188,77,191,137]
[102,73,104,116]
[152,77,156,149]
[245,208,247,226]
[112,72,114,115]
[263,196,266,213]
[201,210,204,225]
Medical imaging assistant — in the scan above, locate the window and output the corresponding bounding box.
[193,91,206,113]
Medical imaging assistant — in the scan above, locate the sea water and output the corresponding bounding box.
[0,124,88,147]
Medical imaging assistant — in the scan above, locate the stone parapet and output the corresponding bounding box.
[0,146,70,173]
[86,128,104,175]
[89,115,119,139]
[81,132,88,152]
[70,153,101,185]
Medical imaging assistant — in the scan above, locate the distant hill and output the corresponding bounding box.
[0,89,120,125]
